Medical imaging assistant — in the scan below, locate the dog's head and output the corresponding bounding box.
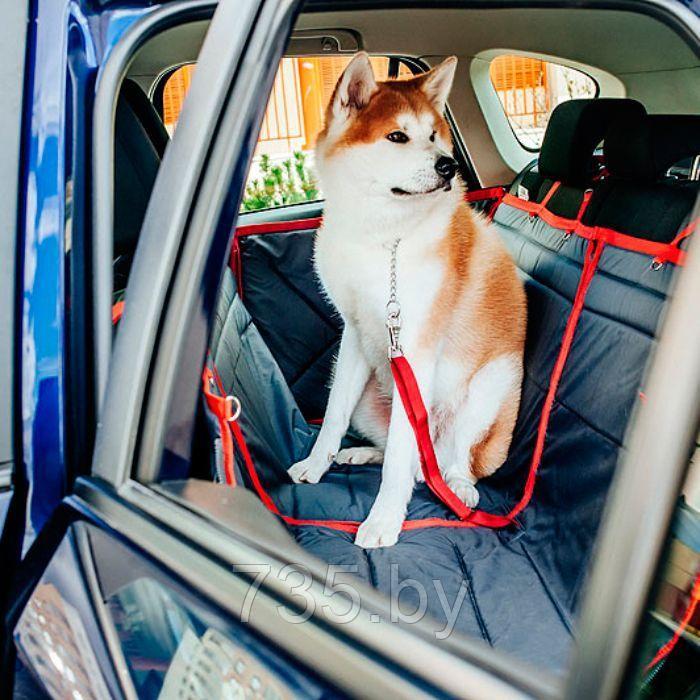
[315,53,459,207]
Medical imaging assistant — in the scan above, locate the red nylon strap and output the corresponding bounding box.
[507,237,605,520]
[652,217,697,267]
[390,355,514,528]
[503,188,693,266]
[112,300,125,325]
[645,572,700,673]
[464,186,507,202]
[575,189,593,223]
[389,236,604,526]
[465,186,507,221]
[539,180,561,209]
[201,368,237,487]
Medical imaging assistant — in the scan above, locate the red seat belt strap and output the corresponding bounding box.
[112,300,124,325]
[201,368,237,486]
[390,355,513,527]
[652,217,697,267]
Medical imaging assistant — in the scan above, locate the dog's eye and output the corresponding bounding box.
[429,131,436,142]
[387,131,409,143]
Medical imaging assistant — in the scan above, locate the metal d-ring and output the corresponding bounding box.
[225,395,242,422]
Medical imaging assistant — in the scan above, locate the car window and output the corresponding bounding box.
[630,443,700,698]
[161,63,194,136]
[159,56,413,212]
[489,54,598,150]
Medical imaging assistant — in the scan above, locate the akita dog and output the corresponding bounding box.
[288,53,526,548]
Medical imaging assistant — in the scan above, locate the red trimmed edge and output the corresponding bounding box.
[644,572,700,673]
[230,217,324,300]
[112,300,125,326]
[235,217,323,238]
[501,192,693,266]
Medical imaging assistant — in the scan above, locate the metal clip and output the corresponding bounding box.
[649,259,664,272]
[386,301,403,359]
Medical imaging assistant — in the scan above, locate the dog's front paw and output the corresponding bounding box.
[288,455,330,484]
[336,446,384,465]
[447,476,480,508]
[354,508,404,549]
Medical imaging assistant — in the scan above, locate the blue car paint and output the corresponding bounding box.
[20,0,151,536]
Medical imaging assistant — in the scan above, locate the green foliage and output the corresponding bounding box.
[241,150,320,211]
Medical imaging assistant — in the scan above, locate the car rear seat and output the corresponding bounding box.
[491,107,699,612]
[200,101,698,670]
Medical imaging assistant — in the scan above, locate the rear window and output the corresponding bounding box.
[158,56,413,212]
[489,54,598,150]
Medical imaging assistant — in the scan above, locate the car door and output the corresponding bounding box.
[4,1,537,698]
[6,0,700,698]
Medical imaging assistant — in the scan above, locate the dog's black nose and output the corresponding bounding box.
[435,155,457,180]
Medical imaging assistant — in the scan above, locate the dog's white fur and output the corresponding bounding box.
[288,54,525,548]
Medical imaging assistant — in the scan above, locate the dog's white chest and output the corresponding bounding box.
[315,227,442,371]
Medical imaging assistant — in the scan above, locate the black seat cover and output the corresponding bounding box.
[583,113,700,242]
[517,98,646,216]
[113,79,169,297]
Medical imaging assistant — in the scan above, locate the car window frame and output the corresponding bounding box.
[89,2,546,697]
[471,48,625,172]
[487,54,601,153]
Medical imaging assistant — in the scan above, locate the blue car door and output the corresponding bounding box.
[6,1,511,697]
[0,0,29,649]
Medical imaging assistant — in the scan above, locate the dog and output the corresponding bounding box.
[288,53,526,548]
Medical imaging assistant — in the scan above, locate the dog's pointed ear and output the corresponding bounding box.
[331,52,378,121]
[416,56,457,112]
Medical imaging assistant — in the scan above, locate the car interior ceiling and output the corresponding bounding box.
[112,4,700,674]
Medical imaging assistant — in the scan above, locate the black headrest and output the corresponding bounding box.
[539,98,646,186]
[605,114,700,181]
[113,79,169,259]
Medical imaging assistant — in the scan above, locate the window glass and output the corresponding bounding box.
[630,443,700,698]
[158,57,412,211]
[489,54,597,150]
[241,55,411,211]
[161,63,195,135]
